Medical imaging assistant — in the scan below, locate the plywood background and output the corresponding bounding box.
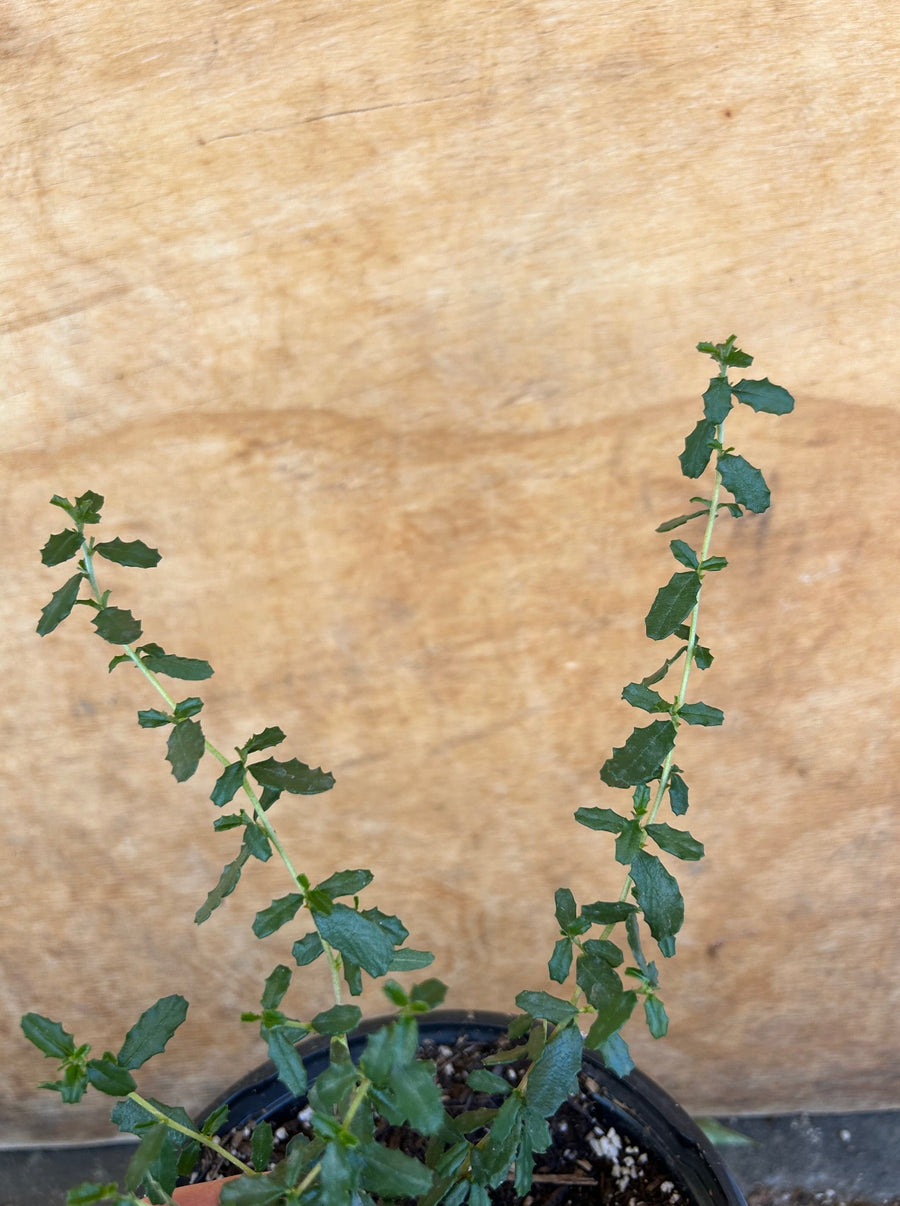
[1,1,898,1145]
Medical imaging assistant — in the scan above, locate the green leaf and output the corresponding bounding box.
[238,727,286,758]
[125,1121,169,1191]
[700,554,728,572]
[645,571,701,641]
[589,1031,634,1077]
[249,757,335,796]
[252,893,304,939]
[95,538,161,569]
[580,899,638,924]
[697,336,752,369]
[137,708,170,729]
[381,1059,445,1135]
[211,761,246,807]
[409,978,447,1010]
[315,868,374,900]
[41,529,83,567]
[466,1069,512,1096]
[292,932,324,966]
[360,1141,433,1197]
[553,887,578,930]
[86,1055,137,1097]
[646,822,704,861]
[655,508,707,533]
[668,772,689,816]
[172,696,204,721]
[622,681,668,713]
[548,938,573,983]
[92,607,143,645]
[678,700,724,726]
[311,1004,362,1036]
[693,641,714,669]
[669,539,698,569]
[262,1028,307,1097]
[37,572,84,636]
[194,848,249,924]
[732,377,794,415]
[387,947,435,972]
[640,647,687,687]
[117,996,188,1070]
[702,377,733,423]
[515,990,578,1026]
[71,490,105,524]
[166,719,205,782]
[574,806,627,833]
[717,453,770,514]
[251,1120,274,1173]
[644,995,669,1038]
[614,818,644,865]
[679,419,717,479]
[260,965,292,1011]
[524,1025,583,1117]
[219,1175,285,1206]
[582,938,623,967]
[138,644,213,681]
[694,1117,757,1146]
[313,903,396,977]
[64,1183,123,1206]
[21,1013,77,1059]
[630,850,684,958]
[600,719,676,788]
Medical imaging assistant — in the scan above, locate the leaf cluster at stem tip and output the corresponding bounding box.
[23,339,793,1206]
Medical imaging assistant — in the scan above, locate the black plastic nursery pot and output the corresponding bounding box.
[192,1010,746,1206]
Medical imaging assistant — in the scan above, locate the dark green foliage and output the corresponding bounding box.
[26,344,792,1205]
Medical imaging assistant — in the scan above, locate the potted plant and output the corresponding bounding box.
[21,337,794,1206]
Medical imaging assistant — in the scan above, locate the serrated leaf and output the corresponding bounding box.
[732,377,794,415]
[64,1182,122,1206]
[622,681,668,713]
[315,868,374,900]
[524,1026,583,1117]
[678,700,724,726]
[21,1013,77,1059]
[139,647,213,680]
[679,418,717,479]
[701,554,728,572]
[644,995,669,1038]
[211,761,246,807]
[600,719,676,788]
[548,937,573,983]
[410,977,447,1010]
[86,1055,137,1097]
[261,965,293,1011]
[646,822,704,861]
[614,818,644,865]
[238,727,286,758]
[553,887,577,930]
[72,490,105,524]
[515,990,578,1026]
[574,806,627,833]
[117,996,188,1070]
[582,938,623,968]
[252,893,304,939]
[669,539,699,569]
[693,642,714,669]
[311,1004,362,1036]
[668,772,689,815]
[387,947,435,972]
[645,571,701,641]
[165,719,205,782]
[467,1069,512,1096]
[630,850,684,958]
[360,1141,433,1197]
[249,757,335,796]
[125,1121,169,1192]
[655,508,707,533]
[250,1120,273,1173]
[92,607,142,646]
[717,453,770,513]
[41,529,83,567]
[194,848,250,924]
[702,377,733,423]
[95,538,161,569]
[313,903,396,978]
[262,1027,307,1097]
[137,708,170,729]
[697,336,752,369]
[37,572,84,636]
[641,647,687,687]
[589,1031,634,1077]
[580,899,638,924]
[292,932,324,966]
[172,696,203,720]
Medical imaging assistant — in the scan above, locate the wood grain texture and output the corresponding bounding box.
[1,0,898,1143]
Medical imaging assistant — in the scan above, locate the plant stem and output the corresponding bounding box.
[127,1091,255,1176]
